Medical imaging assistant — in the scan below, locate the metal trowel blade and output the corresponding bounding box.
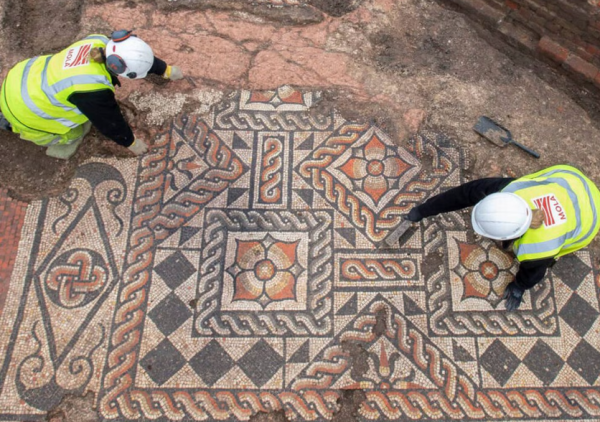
[473,116,510,148]
[383,219,413,247]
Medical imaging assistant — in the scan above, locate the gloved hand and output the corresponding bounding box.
[503,282,524,311]
[163,65,184,81]
[407,206,423,222]
[128,139,149,156]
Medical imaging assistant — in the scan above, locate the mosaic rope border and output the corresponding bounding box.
[98,112,600,420]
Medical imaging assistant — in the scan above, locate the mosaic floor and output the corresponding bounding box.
[1,88,600,421]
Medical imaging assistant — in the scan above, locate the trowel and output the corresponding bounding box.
[473,116,540,158]
[383,219,415,247]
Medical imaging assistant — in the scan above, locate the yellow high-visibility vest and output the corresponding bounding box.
[0,35,114,145]
[502,165,600,261]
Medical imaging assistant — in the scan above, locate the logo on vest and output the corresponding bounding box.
[63,43,93,69]
[532,194,567,228]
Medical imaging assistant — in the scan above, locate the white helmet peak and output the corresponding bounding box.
[471,192,532,240]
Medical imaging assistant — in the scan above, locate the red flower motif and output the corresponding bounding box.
[231,238,302,307]
[456,240,513,300]
[339,135,409,204]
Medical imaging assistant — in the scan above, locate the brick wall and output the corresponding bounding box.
[0,188,27,318]
[445,0,600,89]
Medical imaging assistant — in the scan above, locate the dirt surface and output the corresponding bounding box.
[1,0,599,227]
[46,392,98,422]
[309,0,364,17]
[3,0,84,56]
[0,125,133,201]
[249,410,290,422]
[331,390,368,422]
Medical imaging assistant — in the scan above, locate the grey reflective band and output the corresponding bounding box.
[504,168,598,256]
[84,35,109,43]
[503,178,582,238]
[36,54,113,124]
[41,57,81,115]
[515,234,566,257]
[553,169,598,249]
[50,74,112,93]
[21,58,80,129]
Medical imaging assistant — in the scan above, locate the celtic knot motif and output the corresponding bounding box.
[45,249,108,308]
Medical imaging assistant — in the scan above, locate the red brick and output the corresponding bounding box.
[576,47,594,62]
[594,72,600,89]
[560,27,577,41]
[563,54,600,82]
[0,188,27,320]
[453,0,506,24]
[522,0,541,11]
[499,21,539,52]
[537,36,570,63]
[556,0,589,23]
[544,20,562,33]
[537,5,558,21]
[518,7,533,21]
[505,0,520,10]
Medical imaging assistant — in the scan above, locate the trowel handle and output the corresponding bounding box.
[511,140,540,158]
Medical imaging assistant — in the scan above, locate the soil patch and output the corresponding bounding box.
[248,410,289,422]
[47,391,98,422]
[310,90,408,145]
[372,307,387,337]
[309,0,363,17]
[3,0,84,56]
[155,0,324,25]
[341,341,369,380]
[0,129,131,202]
[331,389,367,422]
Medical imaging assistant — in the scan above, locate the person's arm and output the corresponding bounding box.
[149,56,183,80]
[513,257,555,290]
[68,89,134,147]
[416,178,515,218]
[148,56,167,76]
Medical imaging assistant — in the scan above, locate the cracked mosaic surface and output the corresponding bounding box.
[1,88,600,421]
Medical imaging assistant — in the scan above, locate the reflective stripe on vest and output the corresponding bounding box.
[45,37,114,109]
[41,56,82,116]
[3,37,114,136]
[21,57,80,129]
[502,166,600,260]
[84,35,109,43]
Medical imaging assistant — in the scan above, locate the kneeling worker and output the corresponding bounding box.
[407,165,600,310]
[0,30,183,159]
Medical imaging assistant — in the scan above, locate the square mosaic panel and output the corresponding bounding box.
[1,87,600,422]
[193,208,333,337]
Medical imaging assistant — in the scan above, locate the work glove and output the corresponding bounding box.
[407,206,423,222]
[502,282,524,311]
[128,139,149,156]
[163,65,184,81]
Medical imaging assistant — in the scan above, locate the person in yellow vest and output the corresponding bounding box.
[407,165,600,310]
[0,30,184,159]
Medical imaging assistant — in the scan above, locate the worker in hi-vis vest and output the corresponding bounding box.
[0,30,183,159]
[407,165,600,311]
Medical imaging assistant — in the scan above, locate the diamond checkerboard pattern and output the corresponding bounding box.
[0,87,599,421]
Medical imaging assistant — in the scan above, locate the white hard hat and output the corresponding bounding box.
[471,192,532,240]
[105,30,154,79]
